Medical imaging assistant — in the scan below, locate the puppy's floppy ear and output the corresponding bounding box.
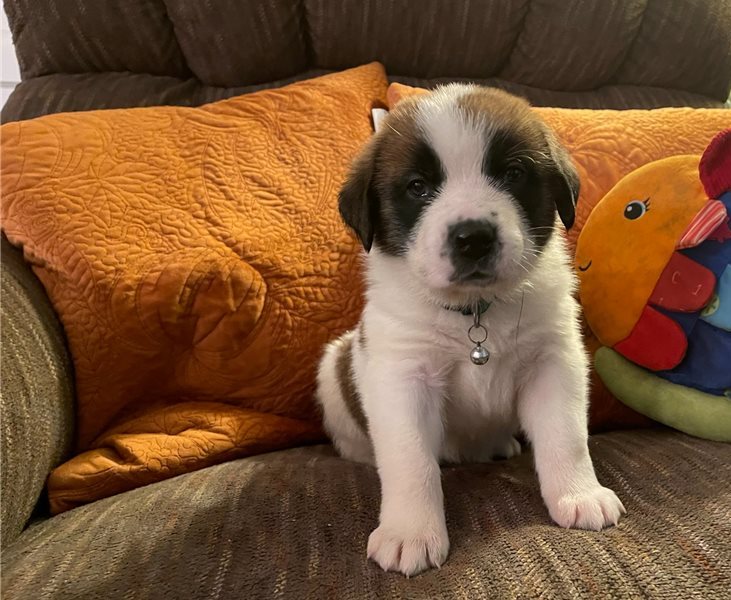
[339,140,379,252]
[542,125,580,230]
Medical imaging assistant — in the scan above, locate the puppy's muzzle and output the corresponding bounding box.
[448,219,500,282]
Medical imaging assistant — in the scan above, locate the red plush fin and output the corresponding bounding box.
[708,219,731,243]
[677,200,727,249]
[699,128,731,199]
[614,305,687,371]
[648,251,716,312]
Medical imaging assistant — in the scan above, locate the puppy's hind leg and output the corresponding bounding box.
[460,423,522,463]
[316,331,374,464]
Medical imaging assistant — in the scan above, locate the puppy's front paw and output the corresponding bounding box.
[367,522,449,577]
[547,485,625,531]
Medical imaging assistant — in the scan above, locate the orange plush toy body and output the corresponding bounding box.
[575,129,731,441]
[575,130,731,396]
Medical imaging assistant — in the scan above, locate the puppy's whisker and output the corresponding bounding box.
[516,289,525,361]
[504,152,534,162]
[387,123,403,137]
[512,257,531,274]
[504,150,551,165]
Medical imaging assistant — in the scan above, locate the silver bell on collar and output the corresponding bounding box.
[467,300,491,365]
[470,343,490,365]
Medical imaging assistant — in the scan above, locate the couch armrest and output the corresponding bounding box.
[1,235,74,546]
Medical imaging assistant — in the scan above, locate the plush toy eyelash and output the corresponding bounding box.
[643,198,651,210]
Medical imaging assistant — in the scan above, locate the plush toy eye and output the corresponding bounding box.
[407,179,430,198]
[504,164,526,184]
[624,199,649,220]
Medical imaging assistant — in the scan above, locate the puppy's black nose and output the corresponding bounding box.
[450,220,497,262]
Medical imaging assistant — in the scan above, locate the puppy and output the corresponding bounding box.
[316,84,625,577]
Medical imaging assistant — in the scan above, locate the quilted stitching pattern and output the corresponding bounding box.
[1,63,388,513]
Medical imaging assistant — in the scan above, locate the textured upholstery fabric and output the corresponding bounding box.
[0,236,74,547]
[3,0,731,124]
[4,0,189,79]
[498,0,644,91]
[3,73,727,125]
[165,0,309,86]
[1,64,388,514]
[2,430,730,599]
[0,71,333,123]
[392,78,729,109]
[613,0,731,101]
[307,0,525,78]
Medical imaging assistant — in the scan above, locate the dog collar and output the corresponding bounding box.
[445,298,492,317]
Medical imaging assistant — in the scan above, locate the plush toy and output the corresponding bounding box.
[575,128,731,441]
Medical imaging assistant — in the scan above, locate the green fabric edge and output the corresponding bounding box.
[594,346,731,442]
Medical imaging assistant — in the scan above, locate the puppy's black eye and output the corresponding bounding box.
[407,179,430,198]
[624,199,649,220]
[503,164,526,184]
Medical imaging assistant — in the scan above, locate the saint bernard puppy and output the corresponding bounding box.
[316,84,625,576]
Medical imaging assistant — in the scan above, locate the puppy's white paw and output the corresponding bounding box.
[547,485,626,531]
[464,435,522,463]
[493,435,522,460]
[367,522,449,577]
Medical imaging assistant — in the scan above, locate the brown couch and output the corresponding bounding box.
[2,1,730,598]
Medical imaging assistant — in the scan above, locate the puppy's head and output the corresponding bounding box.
[339,84,579,302]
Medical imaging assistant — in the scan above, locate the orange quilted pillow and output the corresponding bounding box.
[388,83,730,431]
[1,63,388,513]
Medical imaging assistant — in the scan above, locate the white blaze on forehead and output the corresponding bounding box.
[412,83,502,226]
[414,84,491,181]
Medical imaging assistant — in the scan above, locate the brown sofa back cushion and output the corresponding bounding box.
[4,0,731,123]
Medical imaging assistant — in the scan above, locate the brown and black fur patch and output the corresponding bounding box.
[336,334,369,433]
[338,104,445,256]
[458,89,579,237]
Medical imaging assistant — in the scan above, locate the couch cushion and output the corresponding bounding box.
[3,0,731,123]
[307,0,524,79]
[613,0,731,101]
[0,236,75,546]
[304,0,731,102]
[391,78,729,110]
[0,63,388,514]
[165,0,308,87]
[4,0,189,80]
[4,72,726,126]
[2,430,730,599]
[0,71,334,124]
